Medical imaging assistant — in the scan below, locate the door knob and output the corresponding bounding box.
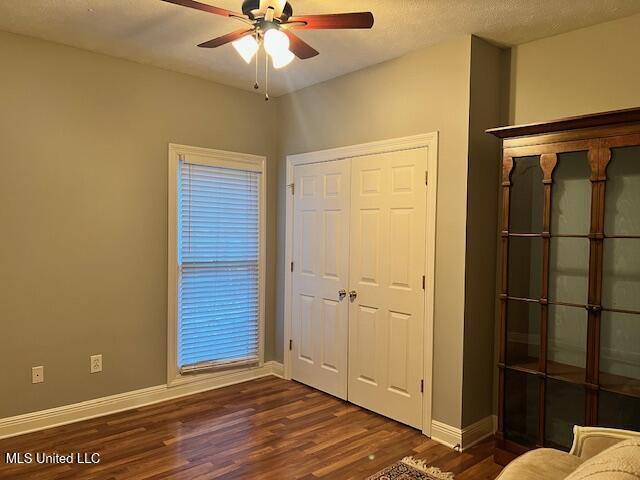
[349,290,357,301]
[338,289,347,301]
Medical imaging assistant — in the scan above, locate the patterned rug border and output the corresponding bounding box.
[400,457,454,479]
[367,456,454,480]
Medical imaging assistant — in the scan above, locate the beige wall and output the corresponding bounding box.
[0,31,278,418]
[276,37,473,428]
[462,37,508,427]
[510,13,640,124]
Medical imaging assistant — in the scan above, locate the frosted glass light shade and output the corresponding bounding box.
[272,48,295,69]
[263,29,289,56]
[232,35,259,63]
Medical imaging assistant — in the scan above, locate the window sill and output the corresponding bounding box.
[167,360,266,389]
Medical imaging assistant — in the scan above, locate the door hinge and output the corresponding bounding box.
[422,275,426,290]
[420,379,424,393]
[289,339,293,351]
[291,261,294,273]
[425,171,428,185]
[288,183,295,195]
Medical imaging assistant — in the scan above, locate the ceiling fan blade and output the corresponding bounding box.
[198,29,253,48]
[283,31,319,59]
[286,12,374,30]
[161,0,242,18]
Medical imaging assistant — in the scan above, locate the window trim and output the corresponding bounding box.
[167,143,266,387]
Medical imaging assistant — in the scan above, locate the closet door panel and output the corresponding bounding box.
[348,148,427,429]
[291,159,351,399]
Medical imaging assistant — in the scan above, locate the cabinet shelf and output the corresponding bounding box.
[504,360,586,385]
[505,233,640,239]
[547,361,586,385]
[506,233,590,239]
[504,362,640,399]
[504,359,539,375]
[600,373,640,399]
[602,306,640,316]
[604,234,640,239]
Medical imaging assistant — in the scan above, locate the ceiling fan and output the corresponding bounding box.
[161,0,374,98]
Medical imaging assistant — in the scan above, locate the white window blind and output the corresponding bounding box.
[177,161,261,373]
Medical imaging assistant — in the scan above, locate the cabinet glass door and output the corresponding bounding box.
[510,156,544,234]
[504,370,539,447]
[547,305,587,381]
[545,379,585,450]
[548,152,591,382]
[508,156,544,300]
[600,145,640,424]
[598,390,640,432]
[506,156,544,371]
[506,300,540,368]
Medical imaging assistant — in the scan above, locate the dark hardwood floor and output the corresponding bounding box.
[0,376,502,479]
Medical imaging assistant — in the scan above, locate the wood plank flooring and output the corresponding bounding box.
[0,376,502,479]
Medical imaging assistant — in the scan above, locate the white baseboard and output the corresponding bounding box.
[0,361,284,440]
[462,415,497,450]
[431,415,496,451]
[270,360,284,378]
[431,420,462,449]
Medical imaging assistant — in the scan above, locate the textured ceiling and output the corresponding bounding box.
[1,0,639,96]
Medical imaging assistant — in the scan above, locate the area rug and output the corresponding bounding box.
[366,456,454,480]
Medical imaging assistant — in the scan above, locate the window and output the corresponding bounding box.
[168,145,265,381]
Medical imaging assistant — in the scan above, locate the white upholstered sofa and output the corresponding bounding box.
[497,426,640,480]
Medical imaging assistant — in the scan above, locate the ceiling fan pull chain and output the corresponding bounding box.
[254,45,260,91]
[265,53,269,101]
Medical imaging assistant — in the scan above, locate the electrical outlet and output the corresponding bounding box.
[90,354,102,374]
[32,366,44,384]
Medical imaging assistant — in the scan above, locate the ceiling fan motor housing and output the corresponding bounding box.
[241,0,293,21]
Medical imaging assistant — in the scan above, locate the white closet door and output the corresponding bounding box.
[291,159,351,399]
[348,149,427,428]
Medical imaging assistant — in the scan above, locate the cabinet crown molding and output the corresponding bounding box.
[487,107,640,139]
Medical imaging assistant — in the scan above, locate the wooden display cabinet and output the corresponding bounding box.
[488,108,640,464]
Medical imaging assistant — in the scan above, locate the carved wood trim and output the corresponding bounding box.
[504,139,595,158]
[602,133,640,149]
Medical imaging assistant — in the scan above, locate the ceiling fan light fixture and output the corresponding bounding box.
[232,34,259,63]
[163,0,374,87]
[271,48,295,69]
[263,28,289,56]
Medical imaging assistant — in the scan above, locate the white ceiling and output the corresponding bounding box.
[1,0,639,96]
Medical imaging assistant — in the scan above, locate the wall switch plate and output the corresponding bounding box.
[90,354,102,374]
[32,366,44,384]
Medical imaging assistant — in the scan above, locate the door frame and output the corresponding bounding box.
[283,132,439,437]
